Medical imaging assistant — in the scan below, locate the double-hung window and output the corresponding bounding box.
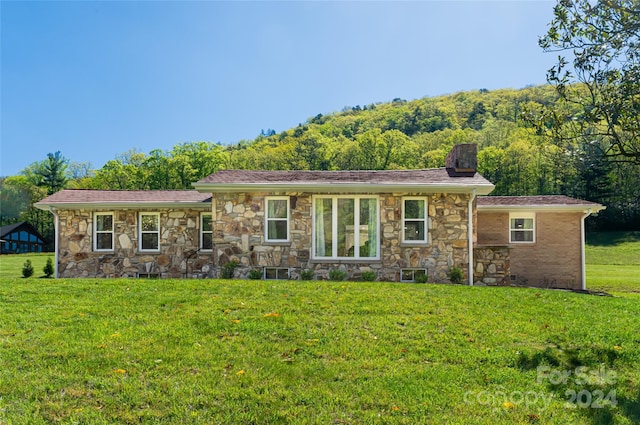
[94,212,114,251]
[313,196,379,260]
[265,197,289,242]
[139,212,160,251]
[402,197,428,244]
[201,213,213,251]
[509,213,535,243]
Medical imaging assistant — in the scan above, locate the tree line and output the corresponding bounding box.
[2,84,638,251]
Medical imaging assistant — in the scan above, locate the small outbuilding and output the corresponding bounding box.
[0,222,47,254]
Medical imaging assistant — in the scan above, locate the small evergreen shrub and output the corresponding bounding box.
[447,266,465,284]
[22,260,34,278]
[248,269,262,280]
[361,270,376,282]
[221,260,238,279]
[328,268,347,281]
[300,269,315,280]
[43,258,54,278]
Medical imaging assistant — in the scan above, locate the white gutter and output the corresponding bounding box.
[48,207,60,279]
[581,209,593,290]
[468,189,477,286]
[478,205,605,213]
[35,202,211,211]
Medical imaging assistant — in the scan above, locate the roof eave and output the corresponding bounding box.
[34,201,212,211]
[193,182,496,195]
[478,204,606,213]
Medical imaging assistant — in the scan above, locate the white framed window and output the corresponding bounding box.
[200,213,213,251]
[139,212,160,251]
[93,212,114,251]
[312,195,379,260]
[402,197,428,243]
[509,213,535,243]
[401,269,428,283]
[265,196,290,242]
[264,267,289,280]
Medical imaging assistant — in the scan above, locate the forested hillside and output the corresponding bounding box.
[2,85,639,249]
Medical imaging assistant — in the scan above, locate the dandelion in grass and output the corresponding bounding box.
[113,369,126,375]
[232,319,240,324]
[236,369,245,375]
[503,401,515,409]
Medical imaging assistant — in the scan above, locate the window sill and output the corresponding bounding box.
[263,241,292,246]
[311,258,381,264]
[400,242,430,248]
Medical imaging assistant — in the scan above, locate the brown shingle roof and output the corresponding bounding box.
[478,195,604,208]
[35,189,211,207]
[196,168,492,186]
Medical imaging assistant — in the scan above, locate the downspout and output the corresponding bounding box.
[468,189,477,286]
[48,206,60,279]
[581,208,593,291]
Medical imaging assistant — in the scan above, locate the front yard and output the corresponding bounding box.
[0,232,638,424]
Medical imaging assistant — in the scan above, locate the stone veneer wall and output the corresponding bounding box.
[473,246,510,285]
[55,208,213,278]
[210,192,472,283]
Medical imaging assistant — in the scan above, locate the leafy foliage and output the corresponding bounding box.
[537,0,640,163]
[220,260,238,279]
[328,268,347,281]
[414,271,429,284]
[2,84,640,234]
[361,270,377,282]
[248,269,262,280]
[300,269,315,280]
[447,266,465,285]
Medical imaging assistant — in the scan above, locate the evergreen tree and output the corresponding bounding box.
[43,257,54,278]
[22,260,34,278]
[34,151,68,195]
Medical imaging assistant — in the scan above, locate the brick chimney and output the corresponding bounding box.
[446,144,477,177]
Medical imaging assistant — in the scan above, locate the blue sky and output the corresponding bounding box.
[1,1,556,177]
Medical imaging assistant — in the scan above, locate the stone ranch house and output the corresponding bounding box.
[35,144,604,290]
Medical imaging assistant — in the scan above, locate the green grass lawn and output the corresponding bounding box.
[586,232,640,266]
[0,233,638,424]
[585,231,640,296]
[0,252,54,279]
[1,278,639,424]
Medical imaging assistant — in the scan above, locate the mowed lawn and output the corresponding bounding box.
[0,233,638,424]
[586,232,640,296]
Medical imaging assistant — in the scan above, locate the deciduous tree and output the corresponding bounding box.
[539,0,640,162]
